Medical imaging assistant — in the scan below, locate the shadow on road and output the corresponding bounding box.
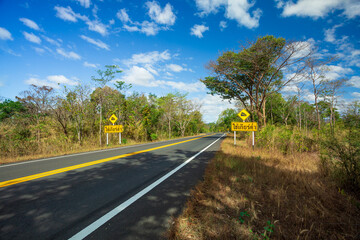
[0,137,222,240]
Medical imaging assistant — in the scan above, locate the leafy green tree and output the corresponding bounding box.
[91,65,122,145]
[216,108,238,131]
[159,93,177,139]
[0,100,26,121]
[174,93,201,137]
[201,35,312,126]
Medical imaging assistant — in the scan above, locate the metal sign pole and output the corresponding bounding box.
[252,131,255,150]
[119,132,121,145]
[234,131,236,145]
[106,133,108,146]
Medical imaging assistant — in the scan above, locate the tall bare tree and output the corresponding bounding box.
[323,78,348,132]
[305,57,335,131]
[16,85,54,143]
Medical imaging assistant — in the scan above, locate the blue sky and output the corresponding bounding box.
[0,0,359,122]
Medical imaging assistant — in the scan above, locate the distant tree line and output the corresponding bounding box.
[0,66,205,159]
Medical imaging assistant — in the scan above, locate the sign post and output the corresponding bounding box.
[107,114,119,146]
[233,109,257,149]
[104,125,123,145]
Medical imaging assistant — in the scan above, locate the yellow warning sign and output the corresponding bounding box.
[238,109,250,121]
[231,122,257,131]
[109,114,118,124]
[104,125,123,133]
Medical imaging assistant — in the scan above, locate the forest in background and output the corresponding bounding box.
[0,66,206,162]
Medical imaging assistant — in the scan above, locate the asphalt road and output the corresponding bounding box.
[0,133,224,240]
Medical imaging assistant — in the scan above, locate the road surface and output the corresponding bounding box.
[0,133,224,240]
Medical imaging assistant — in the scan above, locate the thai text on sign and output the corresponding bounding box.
[231,122,258,131]
[104,125,123,133]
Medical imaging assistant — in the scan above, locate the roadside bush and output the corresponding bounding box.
[257,125,315,154]
[321,129,360,192]
[122,138,127,144]
[150,133,158,141]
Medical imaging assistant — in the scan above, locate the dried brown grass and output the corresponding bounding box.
[0,133,204,165]
[168,135,360,240]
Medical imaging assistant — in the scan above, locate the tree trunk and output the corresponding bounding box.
[99,103,102,146]
[262,98,266,127]
[315,95,320,131]
[168,119,171,139]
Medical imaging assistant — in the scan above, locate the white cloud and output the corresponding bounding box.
[325,65,353,80]
[19,18,41,31]
[34,47,45,54]
[196,94,236,123]
[92,4,98,18]
[83,61,99,68]
[219,20,227,30]
[352,92,360,98]
[119,5,174,36]
[124,50,171,66]
[287,38,315,59]
[85,20,108,36]
[139,21,160,36]
[195,0,261,29]
[80,35,109,50]
[76,0,91,8]
[120,66,156,87]
[124,21,160,36]
[282,84,299,93]
[117,9,131,23]
[190,24,209,38]
[25,75,78,89]
[54,6,78,22]
[279,0,360,19]
[146,1,176,26]
[56,48,81,60]
[349,76,360,88]
[42,35,61,47]
[23,32,41,44]
[47,75,78,85]
[55,6,108,35]
[119,66,205,92]
[324,24,342,43]
[195,0,224,14]
[0,27,13,41]
[144,64,159,75]
[225,0,262,28]
[164,81,205,92]
[166,64,185,72]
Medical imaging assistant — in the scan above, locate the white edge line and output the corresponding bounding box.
[68,133,225,240]
[0,134,209,168]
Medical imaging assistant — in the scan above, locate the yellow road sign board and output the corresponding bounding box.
[231,122,258,131]
[109,114,118,124]
[238,109,250,121]
[104,125,123,133]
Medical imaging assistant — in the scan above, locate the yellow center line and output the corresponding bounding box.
[0,134,216,188]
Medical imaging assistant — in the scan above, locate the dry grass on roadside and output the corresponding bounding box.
[168,136,360,239]
[0,134,200,165]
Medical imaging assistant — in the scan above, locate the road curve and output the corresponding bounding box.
[0,133,224,240]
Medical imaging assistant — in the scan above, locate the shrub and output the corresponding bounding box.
[321,129,360,192]
[257,125,315,154]
[150,133,158,141]
[122,138,127,144]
